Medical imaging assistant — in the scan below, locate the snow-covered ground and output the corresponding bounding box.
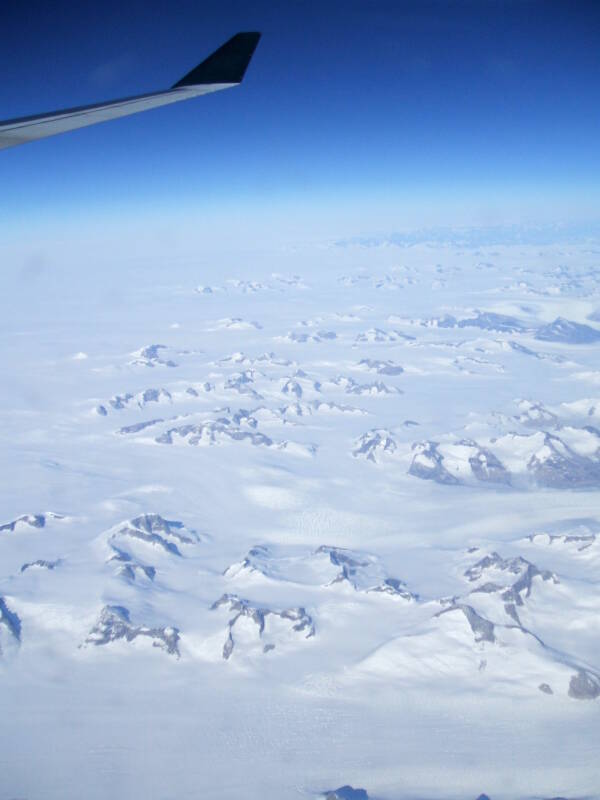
[1,234,599,799]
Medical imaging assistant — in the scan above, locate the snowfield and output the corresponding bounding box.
[1,234,600,799]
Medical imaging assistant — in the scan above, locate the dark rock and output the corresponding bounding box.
[436,314,458,328]
[156,419,273,449]
[140,388,171,405]
[437,604,495,643]
[0,513,48,532]
[114,514,198,557]
[282,379,303,398]
[509,341,541,358]
[536,317,600,344]
[324,786,368,800]
[358,358,404,376]
[316,547,416,600]
[0,597,21,642]
[20,559,60,573]
[131,344,178,368]
[368,577,417,601]
[118,419,163,435]
[130,514,194,542]
[458,311,526,333]
[408,441,460,485]
[568,670,600,700]
[211,593,314,660]
[461,439,510,485]
[465,552,557,625]
[353,429,397,462]
[108,547,156,581]
[317,330,337,340]
[84,605,179,656]
[109,393,134,410]
[527,432,600,488]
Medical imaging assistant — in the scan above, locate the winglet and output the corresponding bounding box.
[172,32,261,88]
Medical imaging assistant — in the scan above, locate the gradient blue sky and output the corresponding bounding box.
[2,0,600,239]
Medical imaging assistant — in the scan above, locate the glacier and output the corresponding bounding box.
[1,233,599,799]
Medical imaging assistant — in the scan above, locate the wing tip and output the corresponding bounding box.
[172,31,261,89]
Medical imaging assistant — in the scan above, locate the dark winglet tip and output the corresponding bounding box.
[172,31,261,88]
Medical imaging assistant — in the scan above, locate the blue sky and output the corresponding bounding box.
[2,0,600,239]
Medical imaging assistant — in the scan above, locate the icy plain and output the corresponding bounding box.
[1,232,599,799]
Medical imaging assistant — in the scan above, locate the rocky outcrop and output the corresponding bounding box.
[358,358,404,375]
[129,344,178,368]
[352,429,397,462]
[0,512,64,533]
[84,605,180,656]
[535,317,600,344]
[211,593,314,660]
[20,559,60,573]
[0,597,21,645]
[408,441,460,484]
[112,514,199,557]
[316,546,416,600]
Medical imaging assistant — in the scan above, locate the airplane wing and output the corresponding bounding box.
[0,31,261,150]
